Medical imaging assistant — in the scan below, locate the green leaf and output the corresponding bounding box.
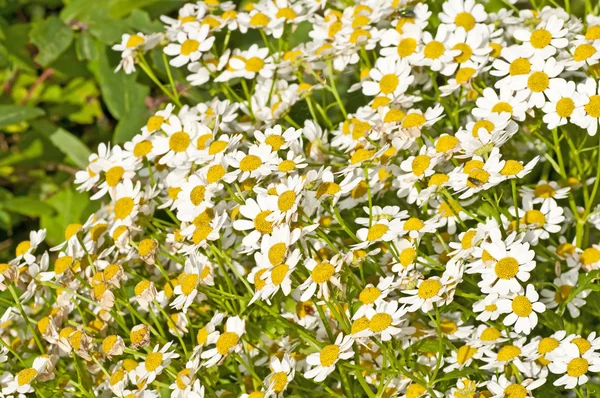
[89,48,149,120]
[127,9,163,33]
[41,187,95,246]
[1,197,55,217]
[75,31,98,61]
[29,16,74,67]
[113,103,149,143]
[0,105,45,129]
[539,309,565,331]
[48,127,91,168]
[109,0,160,19]
[2,24,37,72]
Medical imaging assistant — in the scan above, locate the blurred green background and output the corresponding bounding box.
[0,0,195,260]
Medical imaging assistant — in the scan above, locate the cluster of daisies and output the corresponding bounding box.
[3,0,600,396]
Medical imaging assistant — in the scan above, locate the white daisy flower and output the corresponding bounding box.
[164,25,215,67]
[305,333,354,382]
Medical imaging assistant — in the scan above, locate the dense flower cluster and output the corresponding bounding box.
[2,0,600,397]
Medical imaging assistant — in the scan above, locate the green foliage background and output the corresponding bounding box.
[0,0,194,260]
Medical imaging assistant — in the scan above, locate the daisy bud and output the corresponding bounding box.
[138,238,158,265]
[130,324,150,348]
[102,335,125,359]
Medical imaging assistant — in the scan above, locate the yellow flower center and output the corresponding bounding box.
[492,101,513,114]
[312,262,335,283]
[424,41,445,59]
[500,160,524,176]
[509,58,531,76]
[350,149,374,164]
[379,74,399,94]
[351,316,369,334]
[418,279,442,298]
[206,165,226,183]
[586,25,600,40]
[581,247,600,265]
[245,57,265,72]
[17,368,37,386]
[527,71,549,92]
[110,370,125,386]
[138,239,157,257]
[55,256,73,274]
[271,263,289,285]
[472,120,494,137]
[102,335,118,353]
[16,240,31,257]
[584,95,600,118]
[145,352,163,371]
[134,280,151,296]
[369,313,392,332]
[571,337,591,354]
[556,97,575,117]
[522,209,545,227]
[398,38,417,57]
[134,140,152,157]
[366,224,389,241]
[169,132,191,152]
[126,35,144,48]
[452,43,473,63]
[530,29,552,49]
[436,136,458,153]
[278,191,296,212]
[181,39,200,56]
[497,345,520,361]
[180,273,199,295]
[503,384,527,398]
[400,247,417,267]
[429,173,449,187]
[316,182,341,198]
[574,43,596,61]
[216,331,239,355]
[456,67,476,84]
[406,384,426,398]
[254,210,273,234]
[412,155,431,176]
[512,295,533,317]
[441,319,458,334]
[146,115,164,132]
[176,368,191,389]
[567,357,589,377]
[114,197,134,220]
[481,327,500,341]
[265,135,285,151]
[456,345,478,364]
[320,344,340,366]
[495,257,519,279]
[270,371,288,392]
[402,113,426,128]
[190,185,206,206]
[209,140,227,155]
[240,155,262,172]
[538,337,559,354]
[276,7,296,20]
[250,12,269,27]
[278,160,296,172]
[455,12,476,31]
[467,169,489,187]
[359,286,381,304]
[383,108,405,123]
[404,217,424,231]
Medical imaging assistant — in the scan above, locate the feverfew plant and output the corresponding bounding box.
[3,0,600,397]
